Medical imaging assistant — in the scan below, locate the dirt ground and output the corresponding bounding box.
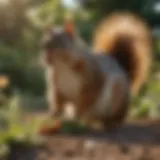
[8,115,160,160]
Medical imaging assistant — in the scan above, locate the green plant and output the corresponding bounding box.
[130,72,160,119]
[0,95,46,159]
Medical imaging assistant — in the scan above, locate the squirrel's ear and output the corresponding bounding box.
[64,20,75,36]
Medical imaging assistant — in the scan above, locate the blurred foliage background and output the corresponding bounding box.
[0,0,160,157]
[0,0,160,118]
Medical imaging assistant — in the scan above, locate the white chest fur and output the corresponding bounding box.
[55,62,82,100]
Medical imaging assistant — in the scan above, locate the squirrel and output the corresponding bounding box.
[41,12,152,131]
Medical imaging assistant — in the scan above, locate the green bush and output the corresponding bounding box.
[0,43,45,96]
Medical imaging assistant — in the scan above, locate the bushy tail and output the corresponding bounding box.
[93,12,152,96]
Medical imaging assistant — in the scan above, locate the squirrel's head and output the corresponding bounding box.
[40,21,87,77]
[41,20,77,65]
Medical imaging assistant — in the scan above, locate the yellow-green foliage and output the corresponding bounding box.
[130,70,160,119]
[0,95,46,158]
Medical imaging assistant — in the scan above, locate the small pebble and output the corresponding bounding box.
[84,140,96,151]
